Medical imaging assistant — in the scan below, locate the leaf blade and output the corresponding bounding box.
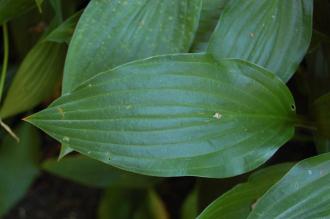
[27,54,296,178]
[207,0,313,82]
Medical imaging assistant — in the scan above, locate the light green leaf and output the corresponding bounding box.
[26,54,296,178]
[191,0,228,52]
[197,163,293,219]
[0,42,65,119]
[248,153,330,219]
[0,123,40,217]
[42,155,159,188]
[181,188,198,219]
[207,0,313,82]
[98,189,168,219]
[0,0,35,24]
[62,0,202,94]
[45,11,81,44]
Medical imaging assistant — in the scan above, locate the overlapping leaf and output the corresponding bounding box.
[62,0,202,93]
[191,0,228,52]
[197,163,293,219]
[207,0,313,82]
[27,54,296,178]
[42,155,159,188]
[248,153,330,219]
[0,124,40,216]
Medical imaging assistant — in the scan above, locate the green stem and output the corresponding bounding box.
[0,23,9,103]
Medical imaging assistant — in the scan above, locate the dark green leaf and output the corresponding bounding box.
[0,124,40,216]
[42,155,159,188]
[27,54,296,178]
[191,0,228,52]
[62,0,202,93]
[0,0,35,24]
[0,42,65,119]
[207,0,313,82]
[197,163,293,219]
[248,153,330,219]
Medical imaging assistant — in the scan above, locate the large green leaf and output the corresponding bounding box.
[0,124,40,217]
[62,0,202,94]
[28,55,295,177]
[191,0,228,52]
[42,155,159,188]
[248,153,330,219]
[0,0,35,24]
[0,42,65,119]
[26,54,296,178]
[207,0,313,82]
[197,163,293,219]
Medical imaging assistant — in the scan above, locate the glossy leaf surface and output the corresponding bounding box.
[197,163,293,219]
[62,0,202,93]
[0,124,40,216]
[27,54,296,178]
[248,153,330,219]
[208,0,313,82]
[42,155,159,188]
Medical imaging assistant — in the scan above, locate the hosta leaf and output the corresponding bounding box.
[0,0,35,24]
[0,42,65,119]
[62,0,202,94]
[248,153,330,219]
[42,155,159,188]
[207,0,313,82]
[0,124,40,217]
[197,163,293,219]
[191,0,228,52]
[27,54,296,178]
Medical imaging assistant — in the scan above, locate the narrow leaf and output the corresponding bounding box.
[62,0,202,93]
[27,54,296,178]
[42,155,159,188]
[181,188,198,219]
[207,0,313,82]
[0,42,65,119]
[197,163,293,219]
[248,153,330,219]
[0,124,40,216]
